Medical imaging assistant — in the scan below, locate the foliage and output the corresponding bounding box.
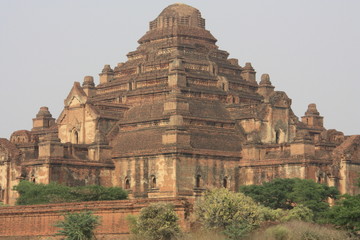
[14,181,73,205]
[240,178,339,220]
[251,221,353,240]
[221,221,253,239]
[240,178,296,209]
[326,194,360,232]
[281,205,314,222]
[127,203,181,240]
[0,202,9,207]
[68,185,128,202]
[265,225,289,240]
[287,179,338,217]
[126,215,140,236]
[180,230,226,240]
[55,211,101,240]
[258,206,285,222]
[195,188,264,239]
[13,181,128,205]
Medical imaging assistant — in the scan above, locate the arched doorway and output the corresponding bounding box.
[72,129,79,144]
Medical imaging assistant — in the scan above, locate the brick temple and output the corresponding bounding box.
[1,3,359,205]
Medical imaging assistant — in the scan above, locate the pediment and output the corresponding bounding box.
[57,110,67,124]
[57,100,99,126]
[64,82,88,107]
[69,96,82,107]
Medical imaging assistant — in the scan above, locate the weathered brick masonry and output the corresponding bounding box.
[0,198,191,239]
[0,0,359,216]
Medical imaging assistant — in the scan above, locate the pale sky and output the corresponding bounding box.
[1,0,359,139]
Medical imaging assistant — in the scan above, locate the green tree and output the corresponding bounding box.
[240,178,339,220]
[240,178,296,209]
[55,211,101,240]
[13,181,128,205]
[288,178,338,217]
[127,203,181,240]
[326,194,360,231]
[195,188,264,239]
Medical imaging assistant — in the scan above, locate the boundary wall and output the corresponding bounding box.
[0,197,191,239]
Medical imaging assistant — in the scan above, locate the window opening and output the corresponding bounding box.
[72,130,79,144]
[125,178,130,189]
[223,177,228,188]
[150,176,157,188]
[196,175,201,188]
[275,130,280,144]
[0,187,4,202]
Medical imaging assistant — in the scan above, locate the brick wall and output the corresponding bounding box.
[0,198,191,239]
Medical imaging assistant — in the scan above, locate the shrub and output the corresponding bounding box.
[69,185,128,202]
[265,225,290,240]
[127,203,181,240]
[221,221,254,239]
[13,181,128,205]
[55,211,101,240]
[195,188,264,239]
[326,194,360,232]
[0,202,9,207]
[14,181,73,205]
[259,206,285,222]
[281,205,314,222]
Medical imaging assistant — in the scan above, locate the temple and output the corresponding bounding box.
[1,3,359,205]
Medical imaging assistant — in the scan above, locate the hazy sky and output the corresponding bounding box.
[1,0,359,139]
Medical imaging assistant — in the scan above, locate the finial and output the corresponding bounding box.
[82,76,95,87]
[150,3,205,30]
[36,106,52,118]
[102,64,114,74]
[243,62,254,70]
[259,74,272,86]
[305,103,320,116]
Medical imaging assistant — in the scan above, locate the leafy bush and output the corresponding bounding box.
[68,185,128,202]
[55,211,101,240]
[14,181,127,205]
[195,188,264,239]
[221,221,254,240]
[14,181,73,205]
[127,203,181,240]
[0,202,9,207]
[265,225,289,240]
[259,206,285,222]
[281,205,314,222]
[326,194,360,232]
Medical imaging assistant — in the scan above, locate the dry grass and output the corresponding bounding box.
[126,221,357,240]
[179,230,226,240]
[248,221,356,240]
